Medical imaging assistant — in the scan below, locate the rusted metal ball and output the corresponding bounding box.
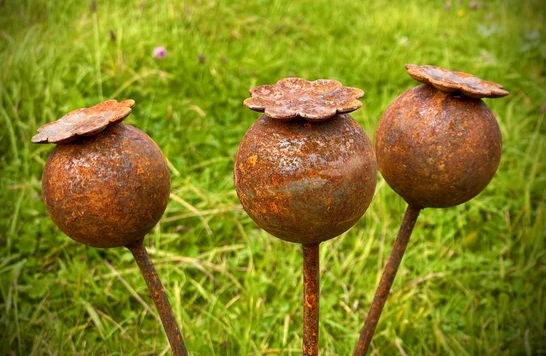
[42,123,171,248]
[375,84,502,208]
[234,114,377,245]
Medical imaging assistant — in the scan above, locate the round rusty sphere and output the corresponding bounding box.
[42,123,171,248]
[375,84,502,208]
[234,114,377,245]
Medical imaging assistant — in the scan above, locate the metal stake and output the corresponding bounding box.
[354,205,422,356]
[126,238,188,356]
[303,243,320,356]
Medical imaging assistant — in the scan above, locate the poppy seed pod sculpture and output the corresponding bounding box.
[354,65,509,356]
[375,64,508,208]
[32,100,188,356]
[33,99,170,248]
[234,78,377,355]
[234,78,377,245]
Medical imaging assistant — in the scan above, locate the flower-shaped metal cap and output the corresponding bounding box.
[405,64,509,99]
[243,77,364,121]
[32,99,136,144]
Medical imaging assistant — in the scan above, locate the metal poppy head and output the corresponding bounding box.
[243,77,364,121]
[32,99,136,144]
[405,64,509,99]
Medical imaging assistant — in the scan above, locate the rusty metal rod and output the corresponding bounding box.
[353,205,422,356]
[302,243,320,356]
[126,238,188,356]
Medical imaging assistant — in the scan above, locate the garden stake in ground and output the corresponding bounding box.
[234,78,377,356]
[32,100,188,356]
[354,64,509,355]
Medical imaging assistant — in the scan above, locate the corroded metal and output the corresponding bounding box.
[236,78,376,355]
[405,64,509,99]
[34,100,187,356]
[303,244,320,356]
[32,99,135,144]
[234,113,377,244]
[353,205,421,356]
[243,77,364,121]
[354,65,509,355]
[41,123,171,248]
[236,78,376,244]
[375,65,507,208]
[126,239,188,356]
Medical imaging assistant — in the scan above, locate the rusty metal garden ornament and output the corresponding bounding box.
[32,100,188,356]
[354,64,509,355]
[32,66,508,355]
[234,78,377,355]
[375,64,507,209]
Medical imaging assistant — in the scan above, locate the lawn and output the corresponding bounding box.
[1,0,545,355]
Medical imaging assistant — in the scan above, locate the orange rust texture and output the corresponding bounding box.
[243,77,364,121]
[405,64,509,99]
[234,113,377,244]
[32,99,136,144]
[42,123,171,248]
[354,205,421,356]
[302,244,320,356]
[375,85,502,208]
[126,239,188,356]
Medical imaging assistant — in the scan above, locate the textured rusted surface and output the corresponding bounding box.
[303,244,320,356]
[243,77,364,121]
[126,239,188,356]
[32,99,135,144]
[42,123,171,248]
[405,64,509,99]
[354,205,421,356]
[375,84,502,208]
[234,113,377,244]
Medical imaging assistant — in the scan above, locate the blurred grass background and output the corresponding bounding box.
[1,0,545,355]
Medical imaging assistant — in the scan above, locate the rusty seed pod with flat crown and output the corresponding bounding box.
[234,78,377,245]
[354,66,509,355]
[235,78,377,356]
[374,64,509,209]
[32,99,171,248]
[32,100,187,355]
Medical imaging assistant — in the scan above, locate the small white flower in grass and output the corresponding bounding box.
[153,46,167,59]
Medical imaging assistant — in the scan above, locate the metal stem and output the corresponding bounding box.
[353,205,422,356]
[126,238,188,356]
[302,243,320,356]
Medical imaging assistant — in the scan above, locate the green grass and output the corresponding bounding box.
[1,0,545,354]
